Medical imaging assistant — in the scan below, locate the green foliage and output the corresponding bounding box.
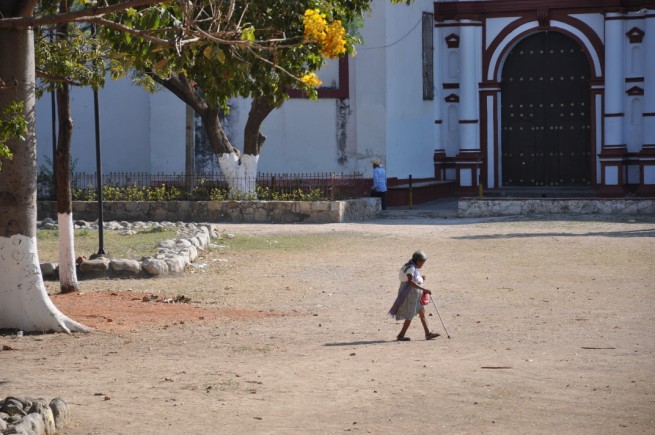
[256,186,325,201]
[209,187,230,201]
[73,182,185,201]
[71,182,330,202]
[99,0,376,112]
[34,15,114,96]
[0,101,28,170]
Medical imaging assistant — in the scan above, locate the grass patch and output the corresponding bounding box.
[225,233,344,253]
[37,227,179,262]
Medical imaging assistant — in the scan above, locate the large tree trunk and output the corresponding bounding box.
[198,105,256,196]
[152,72,269,197]
[0,1,89,333]
[243,96,274,157]
[205,97,275,197]
[55,82,78,293]
[221,96,274,197]
[54,0,79,294]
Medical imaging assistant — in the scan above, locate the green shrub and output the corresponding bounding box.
[69,183,330,202]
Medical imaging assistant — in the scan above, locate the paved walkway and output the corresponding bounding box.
[383,194,655,219]
[384,197,461,218]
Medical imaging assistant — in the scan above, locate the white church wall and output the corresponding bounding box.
[351,0,389,174]
[384,0,436,179]
[570,14,605,42]
[35,77,157,174]
[257,99,343,173]
[485,17,520,50]
[149,90,187,173]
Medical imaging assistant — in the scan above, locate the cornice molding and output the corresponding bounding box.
[434,0,655,22]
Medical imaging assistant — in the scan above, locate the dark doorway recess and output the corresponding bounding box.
[501,31,592,186]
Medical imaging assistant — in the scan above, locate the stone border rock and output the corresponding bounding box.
[458,198,655,217]
[0,395,70,434]
[37,198,381,224]
[38,219,226,280]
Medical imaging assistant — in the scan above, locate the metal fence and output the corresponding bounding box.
[38,171,369,201]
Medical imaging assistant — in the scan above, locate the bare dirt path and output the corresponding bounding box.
[2,215,654,434]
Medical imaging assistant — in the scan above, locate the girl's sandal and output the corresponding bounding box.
[425,332,440,340]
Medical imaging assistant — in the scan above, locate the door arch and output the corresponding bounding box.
[500,31,592,186]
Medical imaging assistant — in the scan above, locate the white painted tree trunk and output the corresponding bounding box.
[0,7,89,333]
[0,234,90,333]
[218,153,259,198]
[58,213,79,293]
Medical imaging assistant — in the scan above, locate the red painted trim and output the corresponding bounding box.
[591,88,602,186]
[493,92,500,188]
[435,22,483,28]
[479,91,489,188]
[626,77,645,83]
[485,15,603,82]
[626,27,645,43]
[626,86,644,95]
[606,14,655,20]
[480,80,501,90]
[443,83,459,89]
[445,33,460,48]
[434,0,655,21]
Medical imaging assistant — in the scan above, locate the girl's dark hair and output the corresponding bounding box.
[412,250,427,262]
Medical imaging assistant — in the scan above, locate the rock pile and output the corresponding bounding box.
[38,219,229,279]
[0,396,70,435]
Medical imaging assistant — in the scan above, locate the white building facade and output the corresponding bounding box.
[35,0,655,202]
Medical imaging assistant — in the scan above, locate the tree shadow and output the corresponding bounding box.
[324,340,391,347]
[452,228,655,240]
[371,214,655,227]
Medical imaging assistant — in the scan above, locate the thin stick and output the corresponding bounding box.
[430,294,451,339]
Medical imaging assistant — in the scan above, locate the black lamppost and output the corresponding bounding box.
[50,29,57,197]
[93,87,105,255]
[50,89,57,197]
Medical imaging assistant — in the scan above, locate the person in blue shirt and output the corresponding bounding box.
[370,159,387,210]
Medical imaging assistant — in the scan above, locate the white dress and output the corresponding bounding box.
[393,263,423,321]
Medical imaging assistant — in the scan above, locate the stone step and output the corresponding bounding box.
[482,187,597,198]
[381,209,458,219]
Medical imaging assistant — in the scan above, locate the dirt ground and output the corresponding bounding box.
[2,214,655,434]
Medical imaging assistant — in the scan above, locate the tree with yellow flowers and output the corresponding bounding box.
[0,0,412,332]
[94,0,390,196]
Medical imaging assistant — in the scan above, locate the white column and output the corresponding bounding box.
[604,14,625,148]
[643,11,655,147]
[639,11,655,192]
[434,25,443,151]
[458,21,479,151]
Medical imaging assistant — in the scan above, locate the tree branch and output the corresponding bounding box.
[35,70,83,87]
[0,0,164,29]
[86,17,193,47]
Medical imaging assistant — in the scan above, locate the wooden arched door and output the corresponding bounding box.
[501,32,592,186]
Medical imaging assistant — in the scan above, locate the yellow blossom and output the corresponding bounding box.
[321,20,346,58]
[303,9,347,59]
[300,73,322,88]
[303,9,327,42]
